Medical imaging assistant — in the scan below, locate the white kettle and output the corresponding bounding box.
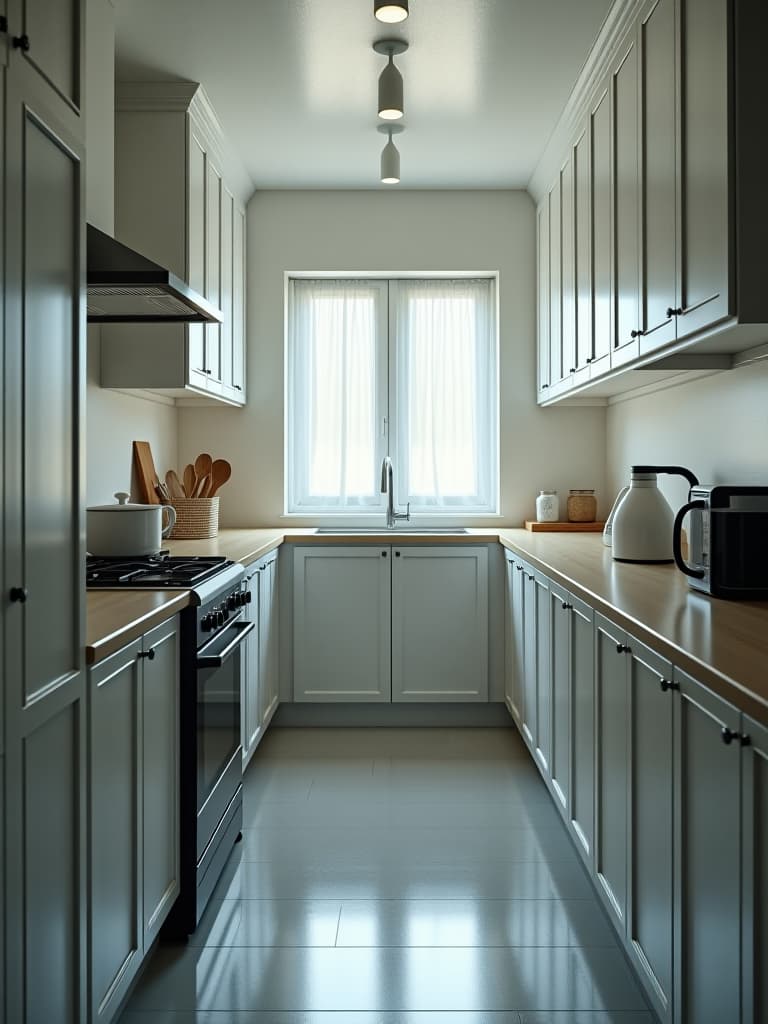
[609,465,699,563]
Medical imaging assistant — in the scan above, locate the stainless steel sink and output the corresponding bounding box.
[313,527,469,535]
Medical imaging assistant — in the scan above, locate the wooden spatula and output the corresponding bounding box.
[207,459,232,497]
[166,469,184,498]
[194,453,212,482]
[182,464,196,499]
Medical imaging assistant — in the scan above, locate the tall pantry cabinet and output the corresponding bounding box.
[1,1,87,1022]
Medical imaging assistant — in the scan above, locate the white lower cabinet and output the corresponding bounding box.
[673,668,742,1024]
[293,545,488,703]
[242,551,280,769]
[88,617,179,1024]
[504,546,766,1024]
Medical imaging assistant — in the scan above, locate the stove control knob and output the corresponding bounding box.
[201,614,213,632]
[228,594,238,611]
[216,610,225,627]
[245,590,252,604]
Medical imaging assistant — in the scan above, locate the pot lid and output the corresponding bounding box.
[87,491,160,511]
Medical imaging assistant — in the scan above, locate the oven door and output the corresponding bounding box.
[195,615,254,862]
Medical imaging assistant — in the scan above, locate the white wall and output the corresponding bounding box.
[85,0,178,506]
[178,189,606,527]
[606,362,768,512]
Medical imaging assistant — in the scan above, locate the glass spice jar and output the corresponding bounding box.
[567,489,597,522]
[536,490,559,522]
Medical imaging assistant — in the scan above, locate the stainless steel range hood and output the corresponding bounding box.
[86,224,223,324]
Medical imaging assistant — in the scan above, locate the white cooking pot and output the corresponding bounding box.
[87,491,176,556]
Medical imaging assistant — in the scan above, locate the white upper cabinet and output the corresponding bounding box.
[533,0,768,404]
[100,82,249,406]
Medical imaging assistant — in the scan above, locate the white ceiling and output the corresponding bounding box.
[114,0,612,190]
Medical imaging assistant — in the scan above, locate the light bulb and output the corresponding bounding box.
[375,1,409,23]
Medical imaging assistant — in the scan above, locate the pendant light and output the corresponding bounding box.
[378,124,403,184]
[374,39,408,120]
[374,0,409,23]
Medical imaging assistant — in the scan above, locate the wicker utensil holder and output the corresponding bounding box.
[168,497,219,539]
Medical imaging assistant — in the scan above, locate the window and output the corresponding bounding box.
[286,277,498,516]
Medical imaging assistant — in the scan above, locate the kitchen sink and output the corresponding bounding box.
[313,527,469,535]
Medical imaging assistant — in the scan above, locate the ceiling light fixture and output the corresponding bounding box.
[378,123,404,184]
[374,39,408,120]
[374,0,409,23]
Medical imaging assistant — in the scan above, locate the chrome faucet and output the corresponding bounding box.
[380,456,410,529]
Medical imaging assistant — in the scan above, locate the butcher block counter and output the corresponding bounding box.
[85,527,768,724]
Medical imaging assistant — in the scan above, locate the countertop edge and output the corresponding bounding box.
[86,591,192,666]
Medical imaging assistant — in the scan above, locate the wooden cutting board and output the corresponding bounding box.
[524,520,605,532]
[132,441,160,504]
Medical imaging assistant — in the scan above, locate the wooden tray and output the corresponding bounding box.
[524,520,605,532]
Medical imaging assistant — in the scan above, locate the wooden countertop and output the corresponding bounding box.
[497,529,768,726]
[86,527,768,725]
[86,589,191,665]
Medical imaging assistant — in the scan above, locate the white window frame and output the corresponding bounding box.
[284,272,500,521]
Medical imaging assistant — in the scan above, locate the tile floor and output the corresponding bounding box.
[120,727,654,1024]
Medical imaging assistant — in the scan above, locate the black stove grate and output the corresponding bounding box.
[86,553,230,588]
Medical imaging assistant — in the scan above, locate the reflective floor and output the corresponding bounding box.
[120,728,653,1024]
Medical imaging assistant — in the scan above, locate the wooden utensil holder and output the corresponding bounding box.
[168,497,219,539]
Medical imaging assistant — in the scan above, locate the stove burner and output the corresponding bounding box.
[86,553,230,588]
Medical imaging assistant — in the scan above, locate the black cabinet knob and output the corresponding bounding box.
[569,367,576,374]
[138,648,156,660]
[9,587,27,603]
[541,383,549,389]
[381,550,387,557]
[721,727,738,745]
[659,677,679,692]
[616,643,631,654]
[12,34,30,51]
[630,329,643,339]
[586,356,595,363]
[666,307,683,317]
[395,551,401,557]
[516,565,523,572]
[561,601,572,610]
[235,385,242,390]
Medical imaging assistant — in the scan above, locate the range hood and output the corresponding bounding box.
[86,224,223,324]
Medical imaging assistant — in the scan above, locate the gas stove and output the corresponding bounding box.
[86,553,243,603]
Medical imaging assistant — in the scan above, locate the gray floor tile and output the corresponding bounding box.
[126,945,647,1013]
[186,899,341,947]
[335,898,617,948]
[519,1014,654,1024]
[120,1013,525,1023]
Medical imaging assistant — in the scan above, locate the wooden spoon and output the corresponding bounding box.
[182,464,196,499]
[194,452,212,482]
[193,473,210,498]
[207,459,232,497]
[166,469,184,498]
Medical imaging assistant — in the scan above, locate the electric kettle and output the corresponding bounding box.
[609,465,699,563]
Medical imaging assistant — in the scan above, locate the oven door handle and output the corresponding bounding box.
[197,620,255,669]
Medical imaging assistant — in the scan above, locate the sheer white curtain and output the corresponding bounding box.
[287,279,387,511]
[393,278,497,511]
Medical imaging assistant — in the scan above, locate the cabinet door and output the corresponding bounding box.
[590,84,612,371]
[141,618,180,948]
[560,154,576,380]
[392,546,488,702]
[595,615,629,929]
[504,556,524,725]
[232,204,246,399]
[548,583,571,816]
[573,126,592,374]
[521,568,538,747]
[742,715,768,1024]
[241,570,261,767]
[89,641,142,1024]
[536,198,550,397]
[4,55,86,1024]
[638,0,677,355]
[260,554,279,726]
[628,640,674,1022]
[548,180,563,386]
[8,0,84,114]
[293,546,391,701]
[677,0,730,338]
[610,30,641,367]
[205,157,223,389]
[570,595,595,862]
[220,184,235,398]
[673,668,741,1024]
[187,127,208,390]
[534,572,551,774]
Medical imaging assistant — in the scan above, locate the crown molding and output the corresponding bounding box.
[527,0,640,202]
